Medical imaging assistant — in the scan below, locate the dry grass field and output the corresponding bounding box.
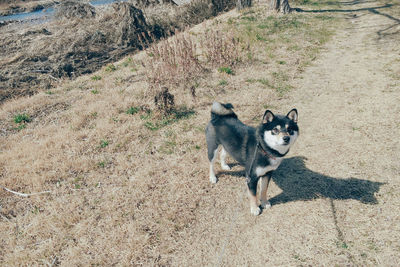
[1,0,399,266]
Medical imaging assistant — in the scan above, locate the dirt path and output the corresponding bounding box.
[174,2,400,266]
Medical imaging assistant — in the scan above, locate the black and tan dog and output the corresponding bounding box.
[205,102,299,215]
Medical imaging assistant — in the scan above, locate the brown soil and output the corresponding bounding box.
[0,0,399,266]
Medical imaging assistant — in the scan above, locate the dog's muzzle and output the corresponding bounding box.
[283,136,290,144]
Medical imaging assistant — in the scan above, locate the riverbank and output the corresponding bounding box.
[0,0,234,103]
[0,0,60,16]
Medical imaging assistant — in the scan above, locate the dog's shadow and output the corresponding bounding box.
[219,156,384,205]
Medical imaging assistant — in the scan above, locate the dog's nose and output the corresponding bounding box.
[283,136,290,143]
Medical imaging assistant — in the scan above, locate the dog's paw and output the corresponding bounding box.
[261,201,271,209]
[250,206,261,216]
[221,164,231,171]
[210,175,218,184]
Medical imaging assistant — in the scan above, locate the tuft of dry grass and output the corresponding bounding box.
[145,31,204,90]
[202,29,242,68]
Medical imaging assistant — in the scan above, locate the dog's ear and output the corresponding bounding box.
[286,109,298,123]
[262,110,274,124]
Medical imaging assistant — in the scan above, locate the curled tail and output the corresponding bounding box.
[210,102,237,124]
[211,102,234,115]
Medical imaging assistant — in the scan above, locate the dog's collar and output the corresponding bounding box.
[257,143,288,160]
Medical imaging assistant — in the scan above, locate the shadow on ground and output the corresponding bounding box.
[219,156,384,206]
[270,156,383,205]
[294,0,399,38]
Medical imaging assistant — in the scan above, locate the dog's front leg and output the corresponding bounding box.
[247,177,260,216]
[260,173,272,209]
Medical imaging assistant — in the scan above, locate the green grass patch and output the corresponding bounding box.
[91,75,102,81]
[246,78,271,87]
[218,80,228,86]
[122,57,134,67]
[15,124,27,131]
[105,64,117,72]
[241,16,257,22]
[99,140,109,148]
[126,106,140,115]
[218,66,234,75]
[97,161,105,168]
[14,113,31,124]
[255,33,267,41]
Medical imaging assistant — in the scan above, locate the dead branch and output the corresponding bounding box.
[1,186,51,197]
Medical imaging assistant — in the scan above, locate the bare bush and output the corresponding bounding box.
[144,27,245,105]
[202,29,241,68]
[145,31,204,89]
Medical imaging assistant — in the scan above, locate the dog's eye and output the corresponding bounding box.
[288,128,294,135]
[272,128,279,135]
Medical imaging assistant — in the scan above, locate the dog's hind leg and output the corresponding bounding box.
[206,123,219,183]
[220,147,231,170]
[208,147,218,183]
[260,174,272,209]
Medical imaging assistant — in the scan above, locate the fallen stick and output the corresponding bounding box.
[1,186,51,197]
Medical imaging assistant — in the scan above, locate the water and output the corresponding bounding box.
[0,8,54,22]
[0,0,128,22]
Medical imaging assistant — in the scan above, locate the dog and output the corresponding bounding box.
[205,102,299,215]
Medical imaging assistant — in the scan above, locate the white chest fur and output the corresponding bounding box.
[255,157,283,177]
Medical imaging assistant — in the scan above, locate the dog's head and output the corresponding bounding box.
[259,109,299,155]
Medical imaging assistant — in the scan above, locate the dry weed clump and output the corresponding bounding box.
[174,0,235,27]
[154,87,175,113]
[145,28,244,108]
[145,0,235,31]
[202,29,242,68]
[54,1,96,19]
[146,31,204,90]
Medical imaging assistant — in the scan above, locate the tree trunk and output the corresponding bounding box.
[269,0,291,14]
[236,0,252,11]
